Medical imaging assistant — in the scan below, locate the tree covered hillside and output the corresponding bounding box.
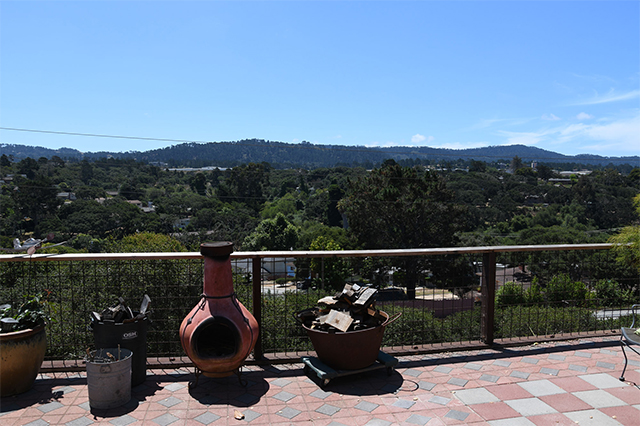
[2,140,638,170]
[0,153,638,258]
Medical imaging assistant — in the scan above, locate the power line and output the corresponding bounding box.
[0,127,206,145]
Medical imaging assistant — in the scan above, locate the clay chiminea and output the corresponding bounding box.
[179,242,259,379]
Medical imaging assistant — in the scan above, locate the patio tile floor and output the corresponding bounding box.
[2,336,640,425]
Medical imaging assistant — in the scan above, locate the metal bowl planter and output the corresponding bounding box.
[0,323,47,397]
[302,311,400,370]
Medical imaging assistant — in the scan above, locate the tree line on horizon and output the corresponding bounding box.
[2,139,638,171]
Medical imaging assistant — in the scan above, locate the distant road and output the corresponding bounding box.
[594,309,635,320]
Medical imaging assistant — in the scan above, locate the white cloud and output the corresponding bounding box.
[571,89,640,106]
[496,112,640,155]
[570,73,617,83]
[542,113,561,121]
[470,117,536,130]
[471,118,507,129]
[583,116,640,146]
[428,141,490,150]
[411,134,434,145]
[498,130,547,146]
[365,141,400,148]
[576,112,594,120]
[411,134,426,143]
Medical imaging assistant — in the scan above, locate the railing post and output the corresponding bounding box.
[481,251,496,345]
[252,256,263,360]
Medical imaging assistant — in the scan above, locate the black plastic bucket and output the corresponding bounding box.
[91,315,148,386]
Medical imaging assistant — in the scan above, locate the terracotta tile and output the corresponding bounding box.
[40,414,64,424]
[527,412,576,426]
[471,402,521,420]
[486,383,532,400]
[599,405,640,426]
[539,393,592,412]
[605,386,640,405]
[550,376,598,393]
[620,369,640,383]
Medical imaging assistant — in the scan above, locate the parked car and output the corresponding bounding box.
[376,287,407,301]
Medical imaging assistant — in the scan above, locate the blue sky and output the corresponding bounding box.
[1,1,638,157]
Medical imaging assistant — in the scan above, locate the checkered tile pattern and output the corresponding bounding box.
[2,336,639,425]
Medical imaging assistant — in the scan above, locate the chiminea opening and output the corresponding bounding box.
[192,316,240,359]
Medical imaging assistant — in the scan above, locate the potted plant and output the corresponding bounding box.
[0,294,50,397]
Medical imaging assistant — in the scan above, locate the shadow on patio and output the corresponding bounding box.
[2,335,640,426]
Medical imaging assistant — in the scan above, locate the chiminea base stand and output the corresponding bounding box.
[302,351,398,388]
[189,367,248,390]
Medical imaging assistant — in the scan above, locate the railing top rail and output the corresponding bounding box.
[0,243,613,262]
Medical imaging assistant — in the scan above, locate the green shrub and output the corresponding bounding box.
[525,282,545,305]
[439,307,482,342]
[496,305,596,338]
[496,282,526,306]
[545,274,588,306]
[594,279,623,307]
[382,306,439,346]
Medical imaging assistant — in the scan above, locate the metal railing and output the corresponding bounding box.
[1,243,636,370]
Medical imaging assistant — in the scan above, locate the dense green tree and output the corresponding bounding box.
[609,194,640,272]
[189,172,207,195]
[225,162,270,210]
[242,213,299,251]
[75,185,106,200]
[11,176,61,231]
[536,164,555,180]
[339,160,465,249]
[57,200,113,237]
[308,235,351,290]
[261,192,299,220]
[327,184,344,227]
[510,156,524,172]
[188,203,257,246]
[0,193,18,236]
[108,232,187,253]
[0,154,11,168]
[80,160,93,184]
[297,221,353,251]
[338,160,466,297]
[17,157,39,179]
[469,160,486,173]
[50,156,65,168]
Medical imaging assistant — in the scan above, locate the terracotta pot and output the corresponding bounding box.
[0,323,47,397]
[180,242,259,377]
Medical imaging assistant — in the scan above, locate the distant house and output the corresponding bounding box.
[174,217,191,230]
[232,257,296,279]
[549,178,572,184]
[141,202,155,213]
[558,170,592,177]
[126,200,156,213]
[57,192,77,201]
[525,194,541,205]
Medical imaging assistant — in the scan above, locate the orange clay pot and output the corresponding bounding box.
[0,323,47,396]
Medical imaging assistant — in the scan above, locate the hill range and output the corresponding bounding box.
[1,140,638,169]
